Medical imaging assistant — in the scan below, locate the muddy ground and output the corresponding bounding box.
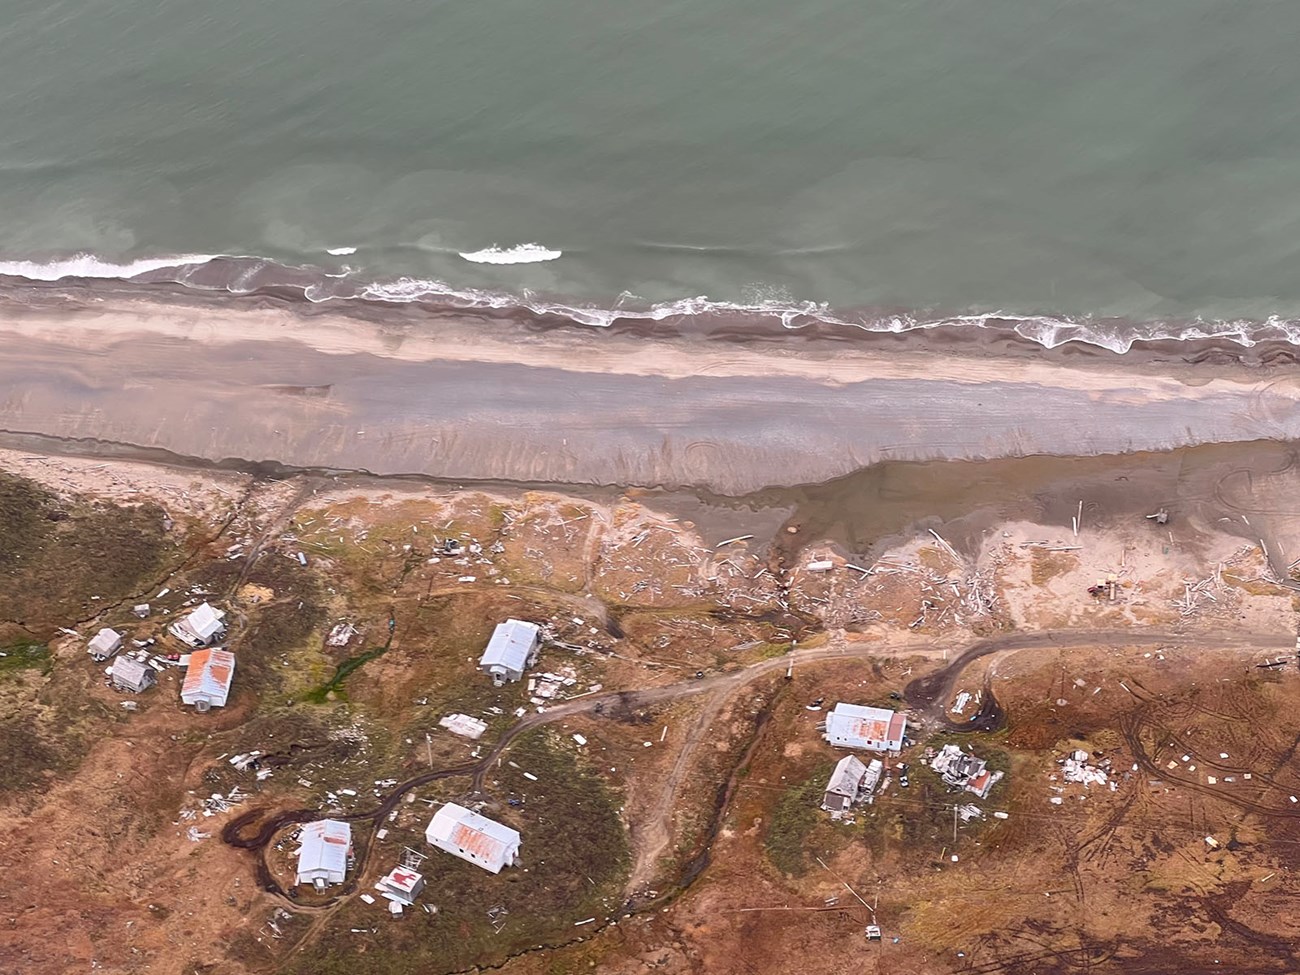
[2,445,1300,974]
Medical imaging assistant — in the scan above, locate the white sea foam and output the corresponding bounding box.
[458,243,562,265]
[356,275,1300,352]
[326,246,358,256]
[0,253,220,281]
[0,249,1294,355]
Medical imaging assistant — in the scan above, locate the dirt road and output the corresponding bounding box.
[224,623,1294,922]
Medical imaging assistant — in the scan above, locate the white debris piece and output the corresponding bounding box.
[572,733,588,746]
[439,713,489,739]
[360,894,376,905]
[1062,756,1108,787]
[957,803,983,822]
[327,622,358,647]
[951,691,971,715]
[806,560,835,572]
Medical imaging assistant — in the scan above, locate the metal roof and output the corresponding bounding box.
[825,755,868,797]
[181,648,236,706]
[185,603,226,641]
[478,619,540,672]
[296,820,351,882]
[88,628,122,656]
[825,703,906,750]
[110,657,153,688]
[427,802,520,872]
[378,866,423,895]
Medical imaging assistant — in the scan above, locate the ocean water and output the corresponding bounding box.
[4,0,1300,349]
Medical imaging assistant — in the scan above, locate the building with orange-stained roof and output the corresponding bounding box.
[181,648,236,710]
[295,819,353,889]
[824,703,907,753]
[425,802,521,874]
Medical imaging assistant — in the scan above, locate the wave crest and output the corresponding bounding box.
[458,243,562,265]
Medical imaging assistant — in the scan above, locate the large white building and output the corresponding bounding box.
[295,819,353,889]
[824,703,907,753]
[425,802,521,874]
[169,602,227,648]
[181,648,236,710]
[478,619,541,685]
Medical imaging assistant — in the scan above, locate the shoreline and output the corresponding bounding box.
[10,268,1300,368]
[1,283,1299,495]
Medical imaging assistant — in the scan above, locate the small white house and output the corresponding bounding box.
[478,619,541,685]
[426,802,521,874]
[87,628,123,661]
[169,602,227,648]
[181,648,236,710]
[824,703,907,753]
[822,755,868,814]
[110,656,157,694]
[375,866,425,906]
[295,819,353,889]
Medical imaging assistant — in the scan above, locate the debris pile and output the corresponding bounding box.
[930,744,1003,799]
[1059,749,1110,787]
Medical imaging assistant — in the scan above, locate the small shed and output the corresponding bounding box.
[169,602,227,648]
[110,656,156,694]
[824,703,907,753]
[181,648,236,710]
[426,802,521,873]
[295,819,353,889]
[822,755,869,813]
[478,619,541,685]
[87,628,123,661]
[375,866,426,906]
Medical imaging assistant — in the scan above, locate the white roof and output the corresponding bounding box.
[427,802,520,871]
[185,603,226,641]
[377,866,423,896]
[826,755,868,797]
[479,619,540,672]
[110,657,153,687]
[296,820,351,882]
[88,628,122,654]
[825,703,906,749]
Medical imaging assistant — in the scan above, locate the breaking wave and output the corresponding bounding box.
[458,243,562,265]
[0,250,1298,355]
[0,252,221,281]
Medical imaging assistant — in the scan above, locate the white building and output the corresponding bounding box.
[824,703,907,753]
[110,656,157,694]
[426,802,521,873]
[87,628,123,661]
[295,819,353,889]
[169,602,227,648]
[478,619,541,685]
[181,648,236,710]
[375,865,425,906]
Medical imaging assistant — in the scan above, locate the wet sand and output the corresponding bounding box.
[1,287,1299,495]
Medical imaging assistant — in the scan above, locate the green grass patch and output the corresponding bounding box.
[303,640,391,703]
[0,640,50,677]
[764,760,833,876]
[287,729,628,975]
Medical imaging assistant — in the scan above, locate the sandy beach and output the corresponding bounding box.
[0,285,1298,495]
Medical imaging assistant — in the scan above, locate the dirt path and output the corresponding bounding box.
[625,688,730,894]
[227,623,1295,919]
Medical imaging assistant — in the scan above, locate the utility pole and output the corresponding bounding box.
[425,733,433,768]
[952,804,959,843]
